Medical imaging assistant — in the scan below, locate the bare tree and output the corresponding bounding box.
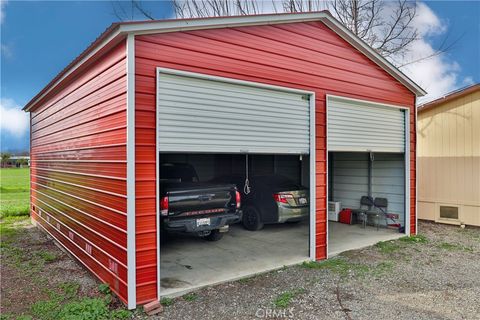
[272,0,420,62]
[115,0,454,67]
[112,0,155,21]
[172,0,260,18]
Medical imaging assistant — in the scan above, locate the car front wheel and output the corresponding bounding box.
[242,206,264,231]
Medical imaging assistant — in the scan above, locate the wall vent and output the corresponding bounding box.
[440,206,459,220]
[109,259,118,274]
[85,243,92,255]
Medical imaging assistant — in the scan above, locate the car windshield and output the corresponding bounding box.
[160,164,198,182]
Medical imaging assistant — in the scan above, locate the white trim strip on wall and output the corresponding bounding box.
[405,108,411,236]
[126,33,137,309]
[325,96,330,259]
[415,97,418,235]
[155,72,161,301]
[309,93,316,261]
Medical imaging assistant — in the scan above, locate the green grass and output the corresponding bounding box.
[0,215,29,239]
[375,234,428,254]
[375,240,402,254]
[0,216,58,275]
[399,234,428,243]
[183,293,198,302]
[0,168,30,217]
[302,258,370,277]
[273,288,306,309]
[37,250,58,263]
[302,257,396,280]
[437,242,473,252]
[98,283,111,295]
[160,297,174,306]
[28,282,131,320]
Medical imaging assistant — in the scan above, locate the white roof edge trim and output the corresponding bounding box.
[25,12,425,111]
[24,31,125,112]
[118,12,425,96]
[121,12,425,97]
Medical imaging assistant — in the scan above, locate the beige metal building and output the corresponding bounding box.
[418,84,480,226]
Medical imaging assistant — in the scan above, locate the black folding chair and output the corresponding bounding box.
[351,196,375,228]
[372,197,389,231]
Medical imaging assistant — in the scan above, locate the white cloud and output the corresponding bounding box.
[414,2,447,36]
[0,0,7,24]
[0,98,29,137]
[462,76,475,86]
[1,43,12,58]
[397,2,472,104]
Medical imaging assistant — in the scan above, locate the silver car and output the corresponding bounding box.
[212,175,309,231]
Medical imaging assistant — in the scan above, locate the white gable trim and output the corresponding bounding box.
[24,12,425,112]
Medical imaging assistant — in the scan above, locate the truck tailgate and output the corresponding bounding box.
[165,183,236,217]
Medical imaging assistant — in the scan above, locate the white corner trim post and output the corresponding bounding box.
[405,108,411,236]
[415,98,418,235]
[126,34,137,309]
[155,69,161,300]
[325,96,330,259]
[309,92,317,261]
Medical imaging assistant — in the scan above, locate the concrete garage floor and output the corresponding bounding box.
[160,221,310,297]
[160,221,404,297]
[328,221,403,256]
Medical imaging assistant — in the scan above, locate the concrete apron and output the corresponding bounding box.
[159,220,403,297]
[328,221,404,257]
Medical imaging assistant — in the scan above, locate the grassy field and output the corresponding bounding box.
[0,168,30,217]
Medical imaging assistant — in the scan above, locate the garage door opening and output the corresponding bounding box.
[326,95,410,257]
[158,153,312,296]
[327,152,407,256]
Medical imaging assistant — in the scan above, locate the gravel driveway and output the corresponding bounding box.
[153,221,480,320]
[2,219,478,319]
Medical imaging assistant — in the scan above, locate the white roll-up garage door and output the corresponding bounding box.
[157,69,311,154]
[327,96,406,152]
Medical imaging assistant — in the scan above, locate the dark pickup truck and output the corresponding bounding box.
[160,163,241,242]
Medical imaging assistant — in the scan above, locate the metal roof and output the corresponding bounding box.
[418,83,480,113]
[23,11,426,111]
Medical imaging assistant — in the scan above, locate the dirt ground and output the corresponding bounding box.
[1,219,479,320]
[0,217,129,319]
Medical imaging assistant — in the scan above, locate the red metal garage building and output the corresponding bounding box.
[24,11,425,309]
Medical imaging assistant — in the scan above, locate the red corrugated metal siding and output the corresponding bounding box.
[30,41,129,304]
[134,21,416,303]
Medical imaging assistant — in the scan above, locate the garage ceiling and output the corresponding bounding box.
[157,70,311,154]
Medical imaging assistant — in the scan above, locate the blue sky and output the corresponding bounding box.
[426,1,480,82]
[1,0,479,153]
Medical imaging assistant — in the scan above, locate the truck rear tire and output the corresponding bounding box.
[203,229,224,241]
[242,206,264,231]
